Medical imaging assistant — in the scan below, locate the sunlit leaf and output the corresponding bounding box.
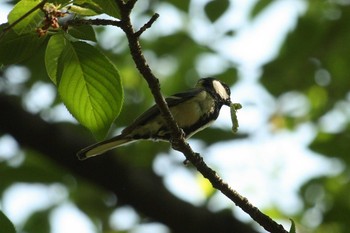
[68,5,99,16]
[91,0,120,18]
[7,0,44,34]
[57,40,123,138]
[49,0,71,4]
[73,0,105,15]
[45,33,67,84]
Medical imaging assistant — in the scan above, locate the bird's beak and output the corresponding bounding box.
[225,98,232,106]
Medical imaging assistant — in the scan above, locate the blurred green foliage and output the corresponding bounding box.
[261,1,350,232]
[0,210,16,233]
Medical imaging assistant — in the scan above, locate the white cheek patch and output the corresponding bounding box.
[213,80,230,100]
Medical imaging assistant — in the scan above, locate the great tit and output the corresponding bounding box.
[77,77,232,160]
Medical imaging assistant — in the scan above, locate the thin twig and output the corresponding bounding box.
[135,13,159,37]
[0,0,48,40]
[66,18,123,28]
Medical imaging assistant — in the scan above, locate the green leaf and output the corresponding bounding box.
[68,4,100,16]
[74,0,120,18]
[166,0,190,12]
[68,25,97,42]
[73,0,104,15]
[0,26,46,65]
[310,129,350,163]
[204,0,230,22]
[48,0,71,4]
[0,211,16,233]
[91,0,120,18]
[57,40,123,138]
[7,0,44,34]
[249,0,273,19]
[23,210,51,233]
[45,33,67,84]
[289,219,296,233]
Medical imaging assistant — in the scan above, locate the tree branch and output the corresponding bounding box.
[115,2,289,233]
[66,18,123,28]
[134,13,159,37]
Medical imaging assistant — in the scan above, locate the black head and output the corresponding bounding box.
[196,77,231,106]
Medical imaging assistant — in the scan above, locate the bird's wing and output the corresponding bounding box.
[165,88,202,106]
[121,88,203,135]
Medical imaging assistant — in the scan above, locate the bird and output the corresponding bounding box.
[77,77,232,160]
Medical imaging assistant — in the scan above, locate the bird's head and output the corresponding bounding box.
[196,78,232,106]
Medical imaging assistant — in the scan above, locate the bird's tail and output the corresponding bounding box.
[77,135,134,160]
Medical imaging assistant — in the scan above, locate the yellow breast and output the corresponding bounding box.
[170,91,215,128]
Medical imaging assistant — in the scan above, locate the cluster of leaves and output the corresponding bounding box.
[1,0,123,139]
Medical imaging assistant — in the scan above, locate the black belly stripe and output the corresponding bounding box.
[182,110,218,137]
[132,127,171,141]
